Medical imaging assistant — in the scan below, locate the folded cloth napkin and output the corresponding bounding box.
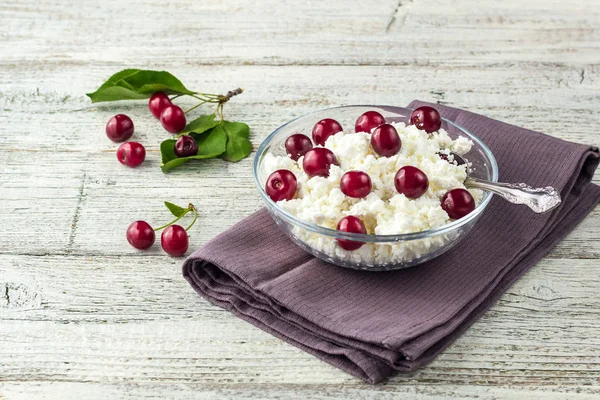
[183,101,600,383]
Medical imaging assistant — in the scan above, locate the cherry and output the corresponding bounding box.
[285,134,313,161]
[126,220,155,250]
[394,166,429,198]
[265,169,297,201]
[149,92,172,119]
[106,114,134,142]
[117,142,146,167]
[355,111,385,133]
[175,135,198,157]
[160,105,187,133]
[312,118,343,146]
[161,224,189,257]
[340,171,372,198]
[302,148,339,177]
[442,188,475,220]
[371,124,402,157]
[410,106,442,133]
[336,216,367,251]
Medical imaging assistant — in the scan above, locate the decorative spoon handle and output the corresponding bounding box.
[465,177,562,213]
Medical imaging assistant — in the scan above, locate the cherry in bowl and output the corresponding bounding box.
[395,166,429,199]
[442,188,475,220]
[285,134,313,161]
[302,148,338,177]
[336,216,367,251]
[340,171,372,198]
[410,106,442,133]
[371,124,402,157]
[312,118,343,146]
[355,111,385,133]
[266,169,297,201]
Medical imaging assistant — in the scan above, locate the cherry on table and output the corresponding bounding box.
[149,92,172,119]
[126,220,155,250]
[395,166,429,198]
[161,224,189,257]
[336,216,367,251]
[410,106,442,133]
[160,105,187,133]
[442,188,475,219]
[371,124,402,157]
[285,134,313,161]
[340,171,372,198]
[302,147,338,177]
[355,111,385,133]
[312,118,343,146]
[106,114,134,142]
[117,142,146,167]
[265,169,297,201]
[175,135,198,157]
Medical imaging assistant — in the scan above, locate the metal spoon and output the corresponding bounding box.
[448,152,562,213]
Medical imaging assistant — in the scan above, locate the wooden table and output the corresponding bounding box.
[1,0,599,398]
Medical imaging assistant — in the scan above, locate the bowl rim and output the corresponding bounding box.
[252,105,499,243]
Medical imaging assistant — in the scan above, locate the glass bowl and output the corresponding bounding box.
[253,105,498,271]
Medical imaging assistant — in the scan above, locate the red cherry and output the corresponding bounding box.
[126,220,155,250]
[312,118,343,146]
[285,134,313,161]
[174,135,198,157]
[355,111,385,133]
[265,169,297,201]
[148,92,172,119]
[336,216,367,251]
[371,124,402,157]
[117,142,146,167]
[160,105,187,133]
[410,106,442,133]
[161,225,189,257]
[442,188,475,220]
[340,171,372,198]
[105,114,134,142]
[394,166,429,198]
[302,148,339,177]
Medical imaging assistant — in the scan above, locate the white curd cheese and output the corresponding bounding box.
[261,122,483,266]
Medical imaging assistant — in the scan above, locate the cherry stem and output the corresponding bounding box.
[185,205,198,231]
[184,100,208,114]
[153,211,188,231]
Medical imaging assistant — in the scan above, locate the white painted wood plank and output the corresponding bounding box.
[0,0,599,66]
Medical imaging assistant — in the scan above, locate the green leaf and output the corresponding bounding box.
[159,127,227,173]
[86,69,194,103]
[179,114,219,136]
[219,121,253,162]
[164,201,187,217]
[193,127,227,156]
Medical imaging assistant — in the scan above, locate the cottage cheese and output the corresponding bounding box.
[261,122,483,267]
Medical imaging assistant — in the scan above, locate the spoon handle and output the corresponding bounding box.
[465,177,562,213]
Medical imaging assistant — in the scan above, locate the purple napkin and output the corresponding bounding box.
[183,101,600,383]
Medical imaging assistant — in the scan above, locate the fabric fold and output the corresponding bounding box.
[183,102,600,383]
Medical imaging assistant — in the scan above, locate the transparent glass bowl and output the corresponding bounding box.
[253,106,498,271]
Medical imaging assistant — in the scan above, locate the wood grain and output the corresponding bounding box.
[1,0,599,398]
